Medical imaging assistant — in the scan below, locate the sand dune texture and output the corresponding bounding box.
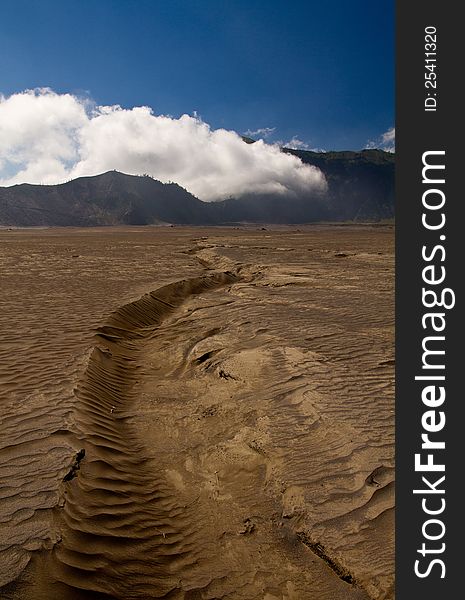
[0,226,394,599]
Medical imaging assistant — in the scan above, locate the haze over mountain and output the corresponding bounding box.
[0,149,394,227]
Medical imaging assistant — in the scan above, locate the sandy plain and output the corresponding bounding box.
[0,225,394,600]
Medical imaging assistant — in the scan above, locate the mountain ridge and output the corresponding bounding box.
[0,149,394,226]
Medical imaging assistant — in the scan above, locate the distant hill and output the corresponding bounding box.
[0,171,213,227]
[0,149,394,226]
[283,148,394,221]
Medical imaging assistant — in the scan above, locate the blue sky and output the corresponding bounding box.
[0,0,394,151]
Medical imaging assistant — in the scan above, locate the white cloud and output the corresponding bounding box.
[0,89,327,201]
[381,127,395,147]
[366,127,395,153]
[243,126,276,139]
[243,131,321,152]
[0,88,87,184]
[282,136,312,150]
[270,136,325,153]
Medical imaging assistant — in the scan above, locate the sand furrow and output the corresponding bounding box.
[41,272,240,599]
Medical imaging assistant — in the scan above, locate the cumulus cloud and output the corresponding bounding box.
[366,127,395,153]
[0,89,326,201]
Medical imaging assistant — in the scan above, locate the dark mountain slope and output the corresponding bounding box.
[0,171,212,226]
[283,148,395,221]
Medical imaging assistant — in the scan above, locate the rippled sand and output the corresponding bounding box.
[0,225,394,599]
